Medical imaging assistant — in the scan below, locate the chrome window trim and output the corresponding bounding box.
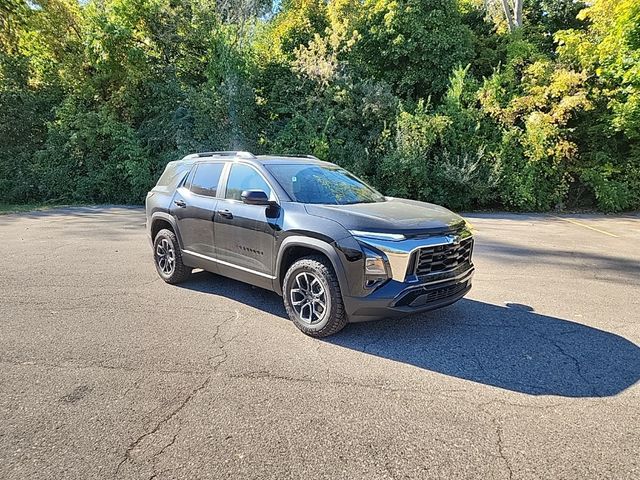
[182,249,276,280]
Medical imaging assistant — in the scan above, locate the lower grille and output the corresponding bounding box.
[414,237,473,277]
[394,280,470,308]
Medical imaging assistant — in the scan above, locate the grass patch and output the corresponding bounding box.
[0,203,83,215]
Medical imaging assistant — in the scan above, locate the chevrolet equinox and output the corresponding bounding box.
[145,151,474,337]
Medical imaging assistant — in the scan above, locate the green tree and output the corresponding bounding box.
[347,0,474,100]
[556,0,640,210]
[1,0,638,211]
[378,67,499,210]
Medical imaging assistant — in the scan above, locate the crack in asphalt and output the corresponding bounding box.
[1,310,242,379]
[228,370,471,399]
[477,399,517,480]
[439,321,601,396]
[0,359,210,376]
[3,302,603,480]
[112,310,240,479]
[492,418,514,480]
[536,334,600,397]
[147,431,179,480]
[5,301,241,315]
[155,432,178,458]
[229,371,577,413]
[113,374,212,478]
[514,324,601,397]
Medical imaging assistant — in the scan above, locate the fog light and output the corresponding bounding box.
[365,256,387,275]
[363,249,389,289]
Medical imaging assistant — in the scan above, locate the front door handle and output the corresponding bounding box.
[218,209,233,219]
[174,199,187,208]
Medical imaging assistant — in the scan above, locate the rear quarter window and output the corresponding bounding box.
[156,161,189,188]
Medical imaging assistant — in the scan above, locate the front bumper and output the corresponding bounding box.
[340,225,474,321]
[343,265,474,323]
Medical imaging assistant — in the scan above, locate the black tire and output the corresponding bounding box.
[282,255,348,338]
[153,228,191,284]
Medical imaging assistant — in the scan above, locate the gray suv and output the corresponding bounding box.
[146,151,474,337]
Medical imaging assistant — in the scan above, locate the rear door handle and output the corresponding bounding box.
[218,209,233,219]
[174,199,187,208]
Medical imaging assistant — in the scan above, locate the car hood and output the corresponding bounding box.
[304,197,465,236]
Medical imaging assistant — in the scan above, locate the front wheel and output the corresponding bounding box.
[282,255,348,338]
[153,229,191,284]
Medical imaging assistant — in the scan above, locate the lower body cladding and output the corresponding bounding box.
[343,267,474,322]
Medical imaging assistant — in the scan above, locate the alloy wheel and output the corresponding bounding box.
[156,238,175,276]
[290,272,327,324]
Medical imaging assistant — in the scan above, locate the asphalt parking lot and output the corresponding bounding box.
[1,207,639,479]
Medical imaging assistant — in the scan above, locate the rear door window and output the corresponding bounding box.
[189,163,224,197]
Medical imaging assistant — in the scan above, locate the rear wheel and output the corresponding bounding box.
[153,228,191,284]
[283,255,348,337]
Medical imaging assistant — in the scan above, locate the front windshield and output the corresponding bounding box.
[266,164,385,205]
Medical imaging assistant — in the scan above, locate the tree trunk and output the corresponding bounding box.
[514,0,523,29]
[500,0,523,32]
[500,0,516,32]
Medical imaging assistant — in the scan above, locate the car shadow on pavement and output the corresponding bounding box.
[329,300,640,398]
[179,270,289,318]
[179,272,639,398]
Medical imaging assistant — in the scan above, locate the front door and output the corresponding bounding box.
[171,162,224,258]
[214,163,278,284]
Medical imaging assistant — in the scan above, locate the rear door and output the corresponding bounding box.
[171,162,224,258]
[213,162,278,284]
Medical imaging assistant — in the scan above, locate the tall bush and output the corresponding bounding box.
[0,0,639,211]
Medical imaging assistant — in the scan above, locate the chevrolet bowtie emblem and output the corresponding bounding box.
[447,235,460,245]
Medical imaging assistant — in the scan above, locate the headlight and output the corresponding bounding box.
[349,230,405,241]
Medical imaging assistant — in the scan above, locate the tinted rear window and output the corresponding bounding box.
[156,161,189,188]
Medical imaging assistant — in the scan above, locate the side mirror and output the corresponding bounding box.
[241,190,270,206]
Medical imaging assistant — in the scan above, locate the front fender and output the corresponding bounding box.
[274,236,352,296]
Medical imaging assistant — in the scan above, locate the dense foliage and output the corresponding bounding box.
[1,0,639,211]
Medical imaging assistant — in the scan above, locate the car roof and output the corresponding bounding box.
[177,151,336,168]
[254,155,335,167]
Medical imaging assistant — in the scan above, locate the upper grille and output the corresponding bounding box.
[414,237,473,277]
